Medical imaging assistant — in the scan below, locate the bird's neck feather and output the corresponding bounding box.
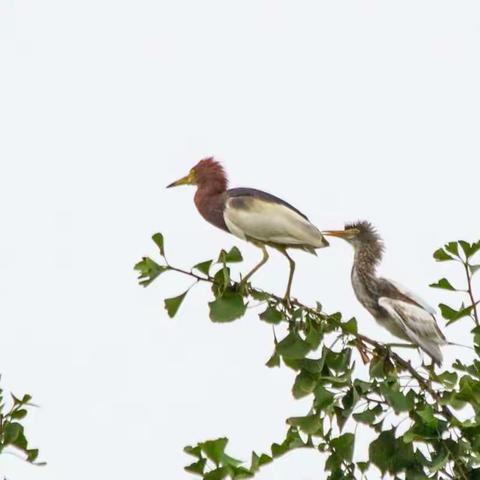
[193,188,229,232]
[194,183,225,207]
[194,171,227,211]
[353,245,381,279]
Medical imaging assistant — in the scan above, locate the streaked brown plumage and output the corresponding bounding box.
[325,221,447,365]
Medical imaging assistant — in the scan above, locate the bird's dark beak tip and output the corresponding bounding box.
[166,180,182,188]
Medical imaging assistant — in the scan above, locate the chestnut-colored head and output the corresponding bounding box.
[167,157,228,192]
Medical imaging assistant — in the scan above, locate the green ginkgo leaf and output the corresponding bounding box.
[164,290,189,318]
[152,232,165,257]
[209,290,246,322]
[433,248,454,262]
[430,278,456,291]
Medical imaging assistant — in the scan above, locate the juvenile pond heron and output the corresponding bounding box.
[324,221,447,365]
[167,157,329,301]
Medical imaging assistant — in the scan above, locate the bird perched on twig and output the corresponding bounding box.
[167,157,329,302]
[324,221,447,365]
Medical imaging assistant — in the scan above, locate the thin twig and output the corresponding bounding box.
[166,264,456,416]
[464,262,479,326]
[163,262,470,478]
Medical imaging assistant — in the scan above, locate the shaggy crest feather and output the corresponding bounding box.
[193,157,228,190]
[346,220,385,267]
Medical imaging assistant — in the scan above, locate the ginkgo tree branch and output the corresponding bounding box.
[465,262,479,326]
[178,261,469,476]
[166,263,453,416]
[0,381,44,466]
[136,234,480,480]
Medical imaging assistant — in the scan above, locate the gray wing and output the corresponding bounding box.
[386,278,437,314]
[228,188,310,220]
[378,297,446,365]
[223,189,328,248]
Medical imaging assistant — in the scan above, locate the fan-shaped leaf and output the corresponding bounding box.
[276,332,311,359]
[433,248,454,262]
[164,290,189,318]
[439,303,475,325]
[193,260,213,276]
[134,257,168,287]
[331,433,354,462]
[152,233,165,256]
[217,246,243,264]
[430,278,456,291]
[209,290,246,322]
[259,306,284,325]
[286,414,322,435]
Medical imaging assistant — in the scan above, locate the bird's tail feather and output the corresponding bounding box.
[419,342,443,366]
[447,341,474,351]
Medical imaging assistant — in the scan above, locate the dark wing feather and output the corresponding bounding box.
[227,188,309,221]
[377,278,447,343]
[379,278,437,315]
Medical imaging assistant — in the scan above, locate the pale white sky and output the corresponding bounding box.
[1,1,479,479]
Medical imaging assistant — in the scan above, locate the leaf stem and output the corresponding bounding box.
[166,263,455,416]
[464,262,479,326]
[161,261,471,478]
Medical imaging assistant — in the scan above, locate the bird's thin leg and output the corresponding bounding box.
[240,244,269,286]
[279,249,296,305]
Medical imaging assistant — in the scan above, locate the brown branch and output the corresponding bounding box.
[465,262,479,326]
[163,262,471,478]
[167,264,454,412]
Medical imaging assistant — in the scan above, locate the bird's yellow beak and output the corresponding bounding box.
[166,170,195,188]
[323,230,348,238]
[323,228,360,238]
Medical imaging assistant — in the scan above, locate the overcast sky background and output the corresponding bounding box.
[1,1,480,479]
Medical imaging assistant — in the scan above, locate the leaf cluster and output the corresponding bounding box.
[137,234,480,479]
[431,240,480,326]
[0,384,43,465]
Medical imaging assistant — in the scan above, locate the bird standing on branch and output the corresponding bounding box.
[167,157,329,302]
[324,221,447,365]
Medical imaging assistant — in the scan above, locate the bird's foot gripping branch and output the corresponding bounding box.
[135,235,480,480]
